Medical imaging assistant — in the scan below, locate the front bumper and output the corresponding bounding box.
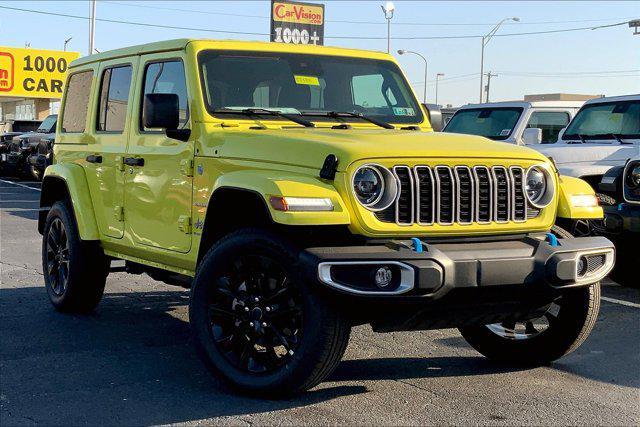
[301,234,614,299]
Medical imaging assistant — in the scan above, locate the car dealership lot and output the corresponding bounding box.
[0,177,638,426]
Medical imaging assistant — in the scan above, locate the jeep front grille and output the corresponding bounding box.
[376,165,539,226]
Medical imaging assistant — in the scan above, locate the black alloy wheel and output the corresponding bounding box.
[45,217,70,296]
[207,254,303,374]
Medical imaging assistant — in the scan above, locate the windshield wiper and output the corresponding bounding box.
[214,108,315,128]
[303,111,395,130]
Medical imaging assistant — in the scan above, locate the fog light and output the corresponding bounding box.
[577,256,588,277]
[374,266,393,288]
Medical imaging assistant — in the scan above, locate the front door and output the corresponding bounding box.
[124,55,193,253]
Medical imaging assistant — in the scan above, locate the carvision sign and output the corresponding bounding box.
[270,0,325,45]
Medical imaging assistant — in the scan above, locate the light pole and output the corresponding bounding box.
[64,37,73,51]
[381,2,395,54]
[479,17,519,102]
[435,73,444,105]
[89,0,96,55]
[397,50,427,103]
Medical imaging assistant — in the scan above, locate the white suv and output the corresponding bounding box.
[443,100,583,145]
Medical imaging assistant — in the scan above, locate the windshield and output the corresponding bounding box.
[563,100,640,141]
[198,50,423,124]
[443,107,523,140]
[37,115,57,133]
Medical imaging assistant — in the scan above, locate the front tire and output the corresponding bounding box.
[459,225,600,365]
[189,228,351,397]
[42,201,109,312]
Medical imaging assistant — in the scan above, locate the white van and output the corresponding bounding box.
[443,100,583,145]
[535,95,640,185]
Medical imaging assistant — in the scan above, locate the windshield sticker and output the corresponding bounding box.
[500,129,511,136]
[294,75,320,86]
[393,107,415,116]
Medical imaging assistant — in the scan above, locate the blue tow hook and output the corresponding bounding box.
[545,232,559,247]
[411,238,424,253]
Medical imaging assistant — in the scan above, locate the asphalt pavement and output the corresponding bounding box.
[1,177,639,426]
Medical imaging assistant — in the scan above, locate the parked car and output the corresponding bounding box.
[535,95,640,235]
[443,100,583,145]
[596,158,640,287]
[40,39,613,397]
[0,119,43,174]
[3,114,57,180]
[27,135,55,181]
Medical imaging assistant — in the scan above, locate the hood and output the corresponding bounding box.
[535,143,640,166]
[208,128,549,171]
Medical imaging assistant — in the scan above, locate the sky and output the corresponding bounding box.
[0,0,638,107]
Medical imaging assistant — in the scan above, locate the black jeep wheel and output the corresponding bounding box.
[459,225,600,365]
[190,228,351,397]
[42,201,109,312]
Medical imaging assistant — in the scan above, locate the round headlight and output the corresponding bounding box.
[627,164,640,189]
[353,166,384,206]
[525,166,553,208]
[352,164,399,211]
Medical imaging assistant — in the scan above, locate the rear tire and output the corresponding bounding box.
[459,225,600,365]
[42,201,109,313]
[189,228,351,397]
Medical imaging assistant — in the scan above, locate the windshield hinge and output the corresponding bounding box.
[180,159,194,177]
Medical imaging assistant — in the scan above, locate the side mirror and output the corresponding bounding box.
[522,127,542,145]
[143,93,179,130]
[421,103,444,132]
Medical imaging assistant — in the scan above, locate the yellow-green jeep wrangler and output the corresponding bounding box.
[39,39,614,396]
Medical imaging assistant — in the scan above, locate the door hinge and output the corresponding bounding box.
[178,215,192,234]
[115,155,125,172]
[180,159,194,177]
[114,205,124,221]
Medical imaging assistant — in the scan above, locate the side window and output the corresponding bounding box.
[527,111,570,144]
[97,65,133,132]
[141,60,189,131]
[61,71,93,133]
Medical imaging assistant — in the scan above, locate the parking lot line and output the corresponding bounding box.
[0,179,42,192]
[0,200,40,202]
[601,296,640,309]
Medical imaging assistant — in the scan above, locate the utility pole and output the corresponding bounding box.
[484,72,497,103]
[89,0,96,55]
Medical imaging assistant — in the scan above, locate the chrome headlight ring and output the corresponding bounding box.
[351,164,399,211]
[525,165,554,209]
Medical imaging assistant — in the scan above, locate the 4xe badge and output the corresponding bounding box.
[0,52,15,92]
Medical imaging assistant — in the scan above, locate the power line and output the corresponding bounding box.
[104,1,635,27]
[494,69,640,76]
[0,5,631,41]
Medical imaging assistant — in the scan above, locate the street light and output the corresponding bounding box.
[64,37,73,51]
[435,73,444,105]
[398,49,427,103]
[381,2,395,53]
[479,17,519,102]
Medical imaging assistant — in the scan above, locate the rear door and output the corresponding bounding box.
[525,110,571,144]
[124,54,193,253]
[82,58,137,239]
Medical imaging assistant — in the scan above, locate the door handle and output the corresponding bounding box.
[86,154,102,164]
[123,157,145,167]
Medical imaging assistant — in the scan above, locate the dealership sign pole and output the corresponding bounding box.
[271,0,325,45]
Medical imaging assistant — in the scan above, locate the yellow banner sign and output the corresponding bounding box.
[0,47,80,99]
[272,1,324,26]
